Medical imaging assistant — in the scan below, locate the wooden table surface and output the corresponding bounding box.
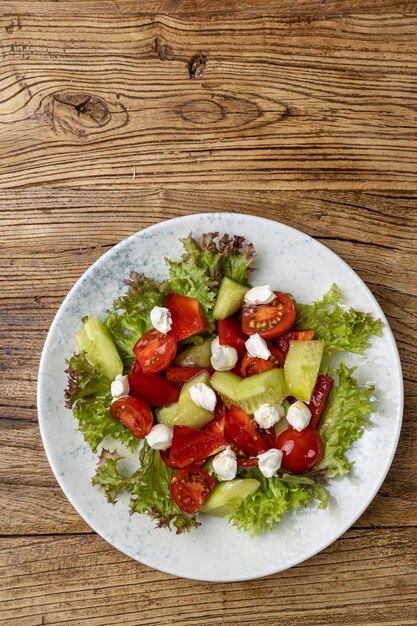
[1,1,417,624]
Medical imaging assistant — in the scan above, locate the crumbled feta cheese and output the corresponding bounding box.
[254,403,285,429]
[189,382,217,412]
[150,306,172,334]
[286,400,312,431]
[244,285,275,305]
[258,449,283,478]
[145,424,173,450]
[111,374,130,399]
[245,333,271,360]
[212,447,237,481]
[210,336,238,371]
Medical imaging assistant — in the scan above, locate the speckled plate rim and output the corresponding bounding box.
[37,212,404,582]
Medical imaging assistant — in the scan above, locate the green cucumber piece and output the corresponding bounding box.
[200,478,260,517]
[234,368,288,414]
[213,277,248,320]
[76,315,123,381]
[284,340,324,402]
[210,371,242,407]
[157,371,214,428]
[274,416,290,437]
[175,337,212,367]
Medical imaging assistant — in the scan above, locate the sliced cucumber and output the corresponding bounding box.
[213,277,248,320]
[77,315,123,381]
[157,371,214,428]
[234,368,288,415]
[175,337,212,367]
[274,416,290,437]
[284,340,324,402]
[210,371,242,406]
[200,478,260,517]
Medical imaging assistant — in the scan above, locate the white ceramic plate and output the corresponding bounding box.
[38,213,403,582]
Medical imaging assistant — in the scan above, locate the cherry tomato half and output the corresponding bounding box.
[129,361,180,406]
[111,396,153,439]
[225,405,268,457]
[217,316,247,358]
[166,293,208,341]
[275,427,324,473]
[240,345,285,377]
[133,328,177,374]
[170,467,216,514]
[275,329,315,356]
[242,292,296,340]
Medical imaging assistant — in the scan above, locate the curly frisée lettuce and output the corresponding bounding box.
[318,363,375,477]
[92,443,199,533]
[91,449,129,504]
[166,232,255,329]
[105,272,170,367]
[295,284,383,356]
[229,469,328,536]
[65,352,137,452]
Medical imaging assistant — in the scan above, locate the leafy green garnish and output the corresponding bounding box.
[105,272,170,367]
[295,284,383,355]
[92,449,129,504]
[65,352,137,452]
[229,469,328,535]
[318,362,375,477]
[129,443,200,534]
[167,232,255,329]
[65,352,110,409]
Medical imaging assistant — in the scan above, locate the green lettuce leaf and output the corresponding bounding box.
[65,352,137,452]
[65,352,110,409]
[167,232,255,329]
[318,362,375,477]
[105,272,170,367]
[229,469,328,535]
[92,449,129,504]
[129,442,200,534]
[294,284,383,355]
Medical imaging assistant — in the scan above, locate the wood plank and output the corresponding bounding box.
[1,15,417,189]
[2,0,416,18]
[1,530,416,626]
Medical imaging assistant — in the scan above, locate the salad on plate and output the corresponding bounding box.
[65,232,383,535]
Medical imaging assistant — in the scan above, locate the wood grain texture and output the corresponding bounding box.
[1,1,417,624]
[1,12,417,189]
[1,530,417,626]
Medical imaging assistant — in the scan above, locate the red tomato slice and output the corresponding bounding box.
[160,449,204,469]
[133,329,177,374]
[166,293,208,341]
[275,427,324,473]
[275,329,315,356]
[218,317,247,358]
[170,467,216,514]
[242,292,296,340]
[129,361,180,406]
[308,374,334,429]
[260,427,278,449]
[111,396,153,439]
[240,345,285,377]
[166,366,215,386]
[203,397,226,438]
[170,425,227,468]
[225,405,268,457]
